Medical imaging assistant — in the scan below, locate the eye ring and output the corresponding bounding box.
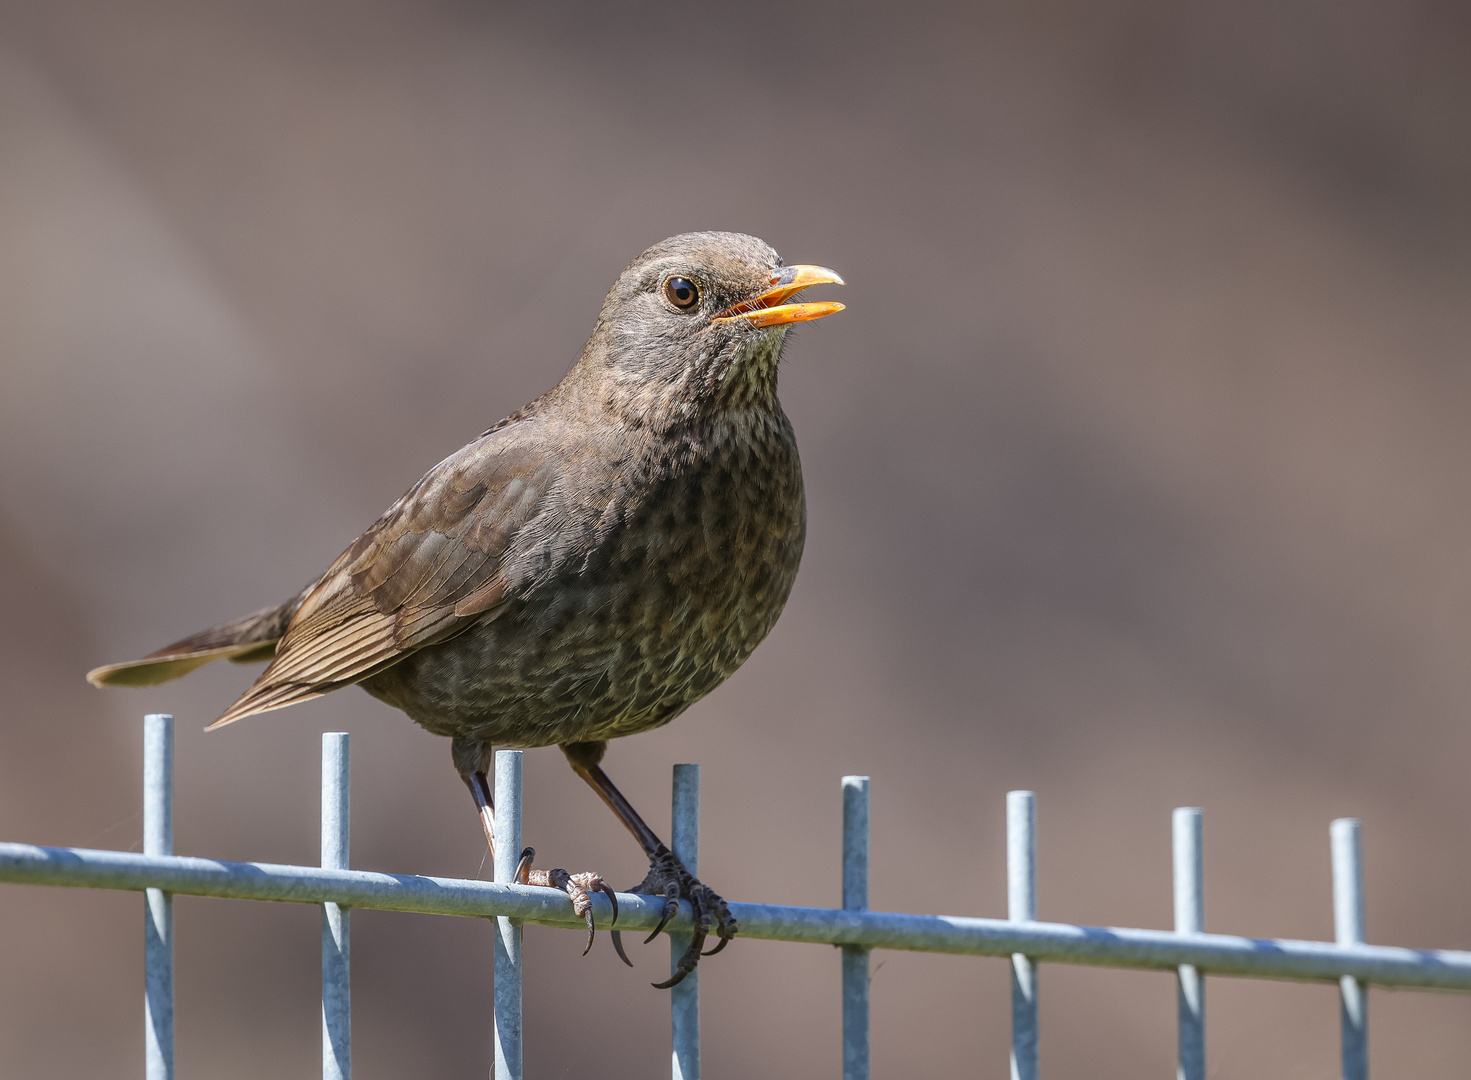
[663,276,700,311]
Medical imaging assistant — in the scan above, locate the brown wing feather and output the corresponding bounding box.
[208,434,553,729]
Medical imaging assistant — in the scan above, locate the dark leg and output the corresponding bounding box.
[451,735,618,955]
[463,769,499,854]
[561,741,740,988]
[452,736,501,856]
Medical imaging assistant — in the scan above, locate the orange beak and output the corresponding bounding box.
[713,265,846,328]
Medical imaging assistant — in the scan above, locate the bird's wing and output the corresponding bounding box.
[208,428,559,729]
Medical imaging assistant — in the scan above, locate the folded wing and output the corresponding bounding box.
[208,431,555,729]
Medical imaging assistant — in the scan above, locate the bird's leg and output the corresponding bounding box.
[462,769,498,856]
[452,735,617,956]
[561,741,740,988]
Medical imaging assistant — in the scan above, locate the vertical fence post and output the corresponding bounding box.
[143,713,174,1080]
[1173,807,1205,1080]
[321,733,351,1080]
[1332,818,1368,1080]
[1007,790,1038,1080]
[671,764,700,1080]
[841,776,871,1080]
[493,751,523,1080]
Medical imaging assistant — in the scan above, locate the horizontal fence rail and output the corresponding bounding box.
[5,840,1470,988]
[3,715,1469,1079]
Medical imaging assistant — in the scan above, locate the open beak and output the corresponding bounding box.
[713,265,846,328]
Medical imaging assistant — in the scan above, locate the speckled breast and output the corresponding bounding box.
[362,411,806,749]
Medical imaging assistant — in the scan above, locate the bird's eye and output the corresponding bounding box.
[663,276,700,311]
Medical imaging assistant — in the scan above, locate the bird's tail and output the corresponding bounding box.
[86,599,299,688]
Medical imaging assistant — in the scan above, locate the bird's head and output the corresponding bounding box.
[573,231,844,421]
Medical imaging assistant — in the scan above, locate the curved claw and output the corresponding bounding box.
[514,847,536,885]
[652,935,702,989]
[580,905,596,957]
[644,883,680,944]
[652,892,710,990]
[595,883,624,962]
[702,902,738,955]
[609,929,634,968]
[596,881,619,925]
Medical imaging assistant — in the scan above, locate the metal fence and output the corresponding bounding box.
[2,714,1469,1079]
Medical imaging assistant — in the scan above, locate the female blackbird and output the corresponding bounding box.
[88,231,844,986]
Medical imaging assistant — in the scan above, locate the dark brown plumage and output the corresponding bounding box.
[88,231,844,985]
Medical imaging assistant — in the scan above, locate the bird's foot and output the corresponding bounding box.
[612,843,740,989]
[514,847,619,957]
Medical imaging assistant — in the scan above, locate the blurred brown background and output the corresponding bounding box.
[1,0,1470,1076]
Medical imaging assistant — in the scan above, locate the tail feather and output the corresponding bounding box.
[86,600,297,688]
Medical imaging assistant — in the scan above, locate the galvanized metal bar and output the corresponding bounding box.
[1008,790,1038,1080]
[1333,818,1368,1080]
[143,713,174,1080]
[1173,808,1205,1080]
[670,763,700,1080]
[7,842,1471,989]
[493,751,523,1080]
[321,733,351,1080]
[841,776,871,1080]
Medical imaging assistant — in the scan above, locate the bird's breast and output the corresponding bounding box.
[365,409,805,747]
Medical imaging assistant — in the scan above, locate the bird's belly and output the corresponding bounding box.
[362,452,805,748]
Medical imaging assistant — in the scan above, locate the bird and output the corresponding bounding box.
[87,231,844,987]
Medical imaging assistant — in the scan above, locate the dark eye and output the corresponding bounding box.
[663,276,700,311]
